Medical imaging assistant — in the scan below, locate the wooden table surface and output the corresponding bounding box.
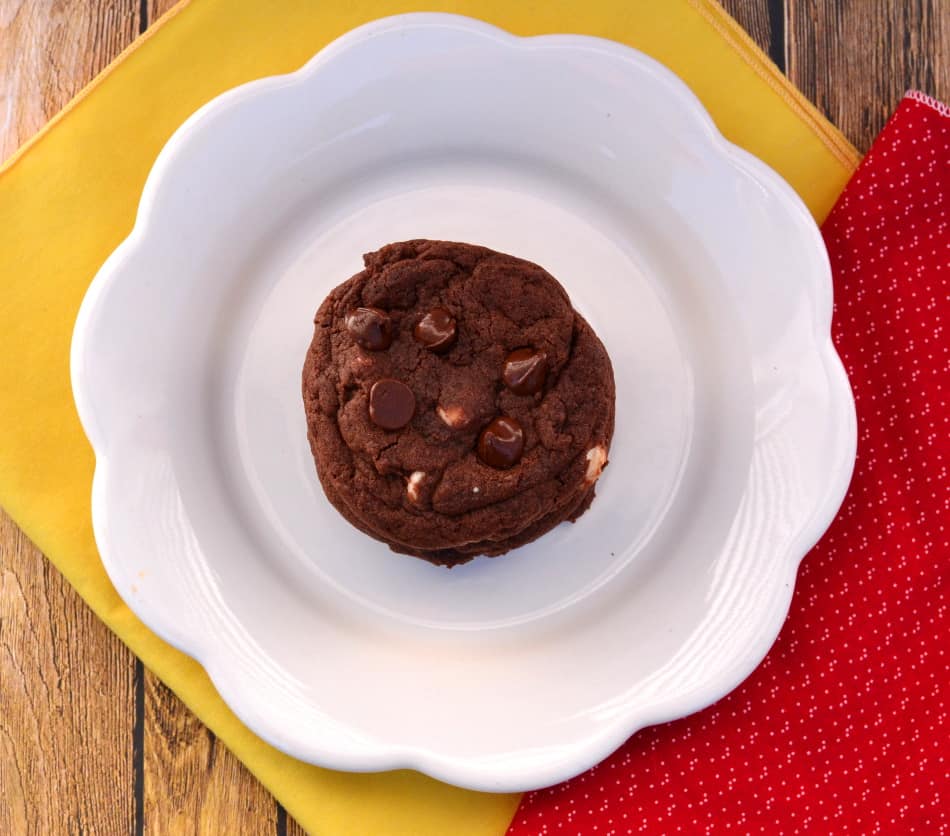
[1,1,946,833]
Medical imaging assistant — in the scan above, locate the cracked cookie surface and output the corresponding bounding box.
[302,240,615,566]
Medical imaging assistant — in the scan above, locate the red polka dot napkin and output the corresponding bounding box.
[508,92,949,834]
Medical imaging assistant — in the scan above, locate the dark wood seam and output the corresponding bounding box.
[133,660,145,836]
[767,0,787,72]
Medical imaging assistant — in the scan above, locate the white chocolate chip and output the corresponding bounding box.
[472,486,480,494]
[353,354,372,367]
[437,404,470,429]
[585,445,608,484]
[407,471,425,503]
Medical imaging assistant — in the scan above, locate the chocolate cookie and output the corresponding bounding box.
[302,240,615,566]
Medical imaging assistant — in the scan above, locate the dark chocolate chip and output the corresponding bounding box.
[413,307,457,353]
[502,348,547,395]
[369,379,415,430]
[477,416,524,468]
[346,307,392,351]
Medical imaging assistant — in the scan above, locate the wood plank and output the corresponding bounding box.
[787,0,949,152]
[0,0,142,161]
[142,672,279,835]
[0,511,135,834]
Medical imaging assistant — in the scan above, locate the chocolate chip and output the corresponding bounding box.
[346,307,392,351]
[413,307,457,353]
[477,416,524,468]
[369,379,415,430]
[502,348,547,395]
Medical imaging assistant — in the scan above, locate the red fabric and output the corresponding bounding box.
[508,93,949,835]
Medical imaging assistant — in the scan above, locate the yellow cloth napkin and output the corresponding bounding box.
[0,1,859,833]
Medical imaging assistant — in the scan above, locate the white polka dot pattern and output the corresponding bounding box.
[508,92,949,835]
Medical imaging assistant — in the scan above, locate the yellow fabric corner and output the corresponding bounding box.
[0,1,859,834]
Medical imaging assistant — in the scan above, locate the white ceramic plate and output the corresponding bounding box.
[72,14,856,791]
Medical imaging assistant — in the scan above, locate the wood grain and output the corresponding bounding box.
[149,0,183,25]
[142,674,278,835]
[0,513,134,835]
[0,2,947,834]
[786,0,949,152]
[0,0,141,161]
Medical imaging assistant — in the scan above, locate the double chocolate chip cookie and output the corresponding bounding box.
[302,240,615,566]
